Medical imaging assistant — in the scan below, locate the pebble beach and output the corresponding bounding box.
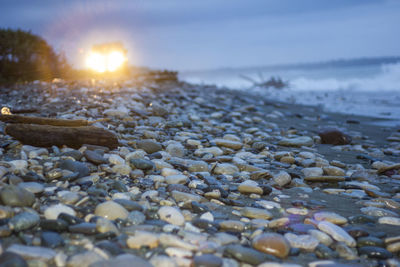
[0,79,399,267]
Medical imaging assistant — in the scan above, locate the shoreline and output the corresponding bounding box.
[0,80,399,266]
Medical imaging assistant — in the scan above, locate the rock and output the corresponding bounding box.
[90,254,153,267]
[219,220,245,232]
[252,233,290,258]
[323,166,345,176]
[194,147,223,157]
[59,159,89,178]
[358,246,393,259]
[0,185,35,207]
[302,167,323,177]
[111,164,131,176]
[273,171,291,187]
[278,136,313,147]
[41,231,64,248]
[241,207,273,220]
[314,211,348,225]
[317,221,356,247]
[67,251,105,267]
[137,139,162,154]
[361,207,398,217]
[318,129,352,145]
[158,206,185,226]
[44,204,76,220]
[8,211,40,231]
[284,233,319,251]
[213,163,239,175]
[9,160,28,171]
[213,139,243,150]
[238,180,263,195]
[166,143,185,157]
[6,244,56,262]
[95,201,129,220]
[357,236,384,248]
[129,158,155,171]
[84,150,107,165]
[150,255,177,267]
[17,182,44,194]
[0,252,28,267]
[96,217,119,234]
[171,190,205,203]
[187,160,208,172]
[335,242,358,260]
[165,174,188,185]
[103,107,129,118]
[68,222,97,235]
[126,230,159,249]
[308,229,333,246]
[193,254,223,267]
[224,244,277,265]
[378,216,400,226]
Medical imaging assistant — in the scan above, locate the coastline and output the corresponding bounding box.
[0,80,399,266]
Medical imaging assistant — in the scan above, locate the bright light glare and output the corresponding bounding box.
[85,51,126,72]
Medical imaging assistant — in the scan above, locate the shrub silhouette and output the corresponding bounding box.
[0,28,70,84]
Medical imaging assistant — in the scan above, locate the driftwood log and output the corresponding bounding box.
[5,124,119,149]
[0,114,108,127]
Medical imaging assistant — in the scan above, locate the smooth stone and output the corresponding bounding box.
[278,136,313,147]
[44,204,76,220]
[284,233,319,251]
[213,163,239,175]
[90,254,152,267]
[304,176,346,182]
[219,220,245,232]
[319,129,352,145]
[308,229,333,246]
[60,150,83,160]
[194,147,223,157]
[302,167,323,177]
[59,159,89,178]
[40,219,69,232]
[165,174,188,185]
[0,185,35,207]
[150,255,177,267]
[126,230,159,249]
[129,158,155,171]
[108,154,125,165]
[358,246,393,259]
[213,139,243,150]
[317,221,356,247]
[335,242,358,260]
[9,160,28,171]
[18,182,44,194]
[387,242,400,253]
[187,160,209,172]
[0,252,28,267]
[111,164,131,176]
[137,139,162,154]
[96,218,119,234]
[273,171,291,187]
[67,251,105,267]
[9,211,40,231]
[158,206,185,226]
[40,231,64,248]
[315,244,336,259]
[378,216,400,226]
[323,166,345,176]
[166,143,185,157]
[361,207,398,217]
[0,205,14,219]
[224,244,277,265]
[252,233,290,258]
[6,244,56,262]
[241,207,273,220]
[313,211,348,225]
[84,150,107,165]
[68,222,97,235]
[113,199,143,211]
[171,190,205,203]
[238,180,263,195]
[357,236,384,248]
[57,191,80,205]
[193,254,223,267]
[95,201,129,220]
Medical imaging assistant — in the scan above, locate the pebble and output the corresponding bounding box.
[8,211,40,231]
[273,171,291,187]
[136,139,162,154]
[6,244,56,262]
[318,129,352,145]
[59,159,89,178]
[358,246,393,259]
[213,138,243,150]
[308,229,333,246]
[126,230,159,249]
[213,163,239,175]
[193,254,223,267]
[278,136,313,147]
[238,180,263,195]
[84,149,107,165]
[0,252,28,267]
[378,216,400,226]
[361,207,398,217]
[219,220,245,232]
[41,231,64,248]
[91,254,153,267]
[302,167,323,177]
[225,244,277,265]
[252,233,290,258]
[0,185,35,207]
[313,211,348,225]
[95,201,129,220]
[165,174,188,184]
[67,250,105,267]
[44,203,76,220]
[129,158,155,171]
[284,233,319,251]
[158,206,185,226]
[241,207,273,220]
[317,221,356,247]
[166,143,185,157]
[17,182,44,194]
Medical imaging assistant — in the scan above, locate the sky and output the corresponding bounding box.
[1,0,399,70]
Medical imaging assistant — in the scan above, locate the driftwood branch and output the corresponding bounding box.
[0,114,109,127]
[5,124,119,149]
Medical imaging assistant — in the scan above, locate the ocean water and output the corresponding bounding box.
[180,61,400,126]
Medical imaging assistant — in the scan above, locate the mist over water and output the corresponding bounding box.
[180,61,400,125]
